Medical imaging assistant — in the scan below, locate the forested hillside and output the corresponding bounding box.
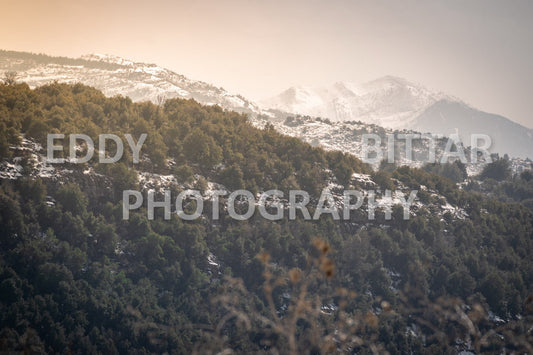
[0,82,532,353]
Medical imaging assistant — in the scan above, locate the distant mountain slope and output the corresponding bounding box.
[262,76,445,129]
[412,99,533,159]
[0,50,268,118]
[265,77,533,159]
[2,50,531,159]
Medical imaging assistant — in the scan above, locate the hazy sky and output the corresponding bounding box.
[1,0,532,128]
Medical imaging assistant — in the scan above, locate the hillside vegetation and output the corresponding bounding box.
[0,82,532,353]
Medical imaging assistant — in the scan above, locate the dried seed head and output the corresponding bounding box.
[312,238,330,254]
[257,251,270,264]
[364,311,379,328]
[288,268,301,284]
[336,287,348,297]
[320,258,335,279]
[381,301,391,312]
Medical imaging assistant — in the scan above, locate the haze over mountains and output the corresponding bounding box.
[265,77,533,159]
[263,76,445,129]
[1,50,532,159]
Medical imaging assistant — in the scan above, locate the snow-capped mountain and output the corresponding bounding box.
[264,77,533,159]
[262,76,447,129]
[0,50,268,118]
[1,50,532,160]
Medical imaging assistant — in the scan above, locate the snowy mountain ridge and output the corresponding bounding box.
[0,50,270,118]
[1,50,532,160]
[262,76,453,129]
[264,77,533,159]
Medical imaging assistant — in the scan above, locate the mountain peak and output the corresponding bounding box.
[263,76,447,127]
